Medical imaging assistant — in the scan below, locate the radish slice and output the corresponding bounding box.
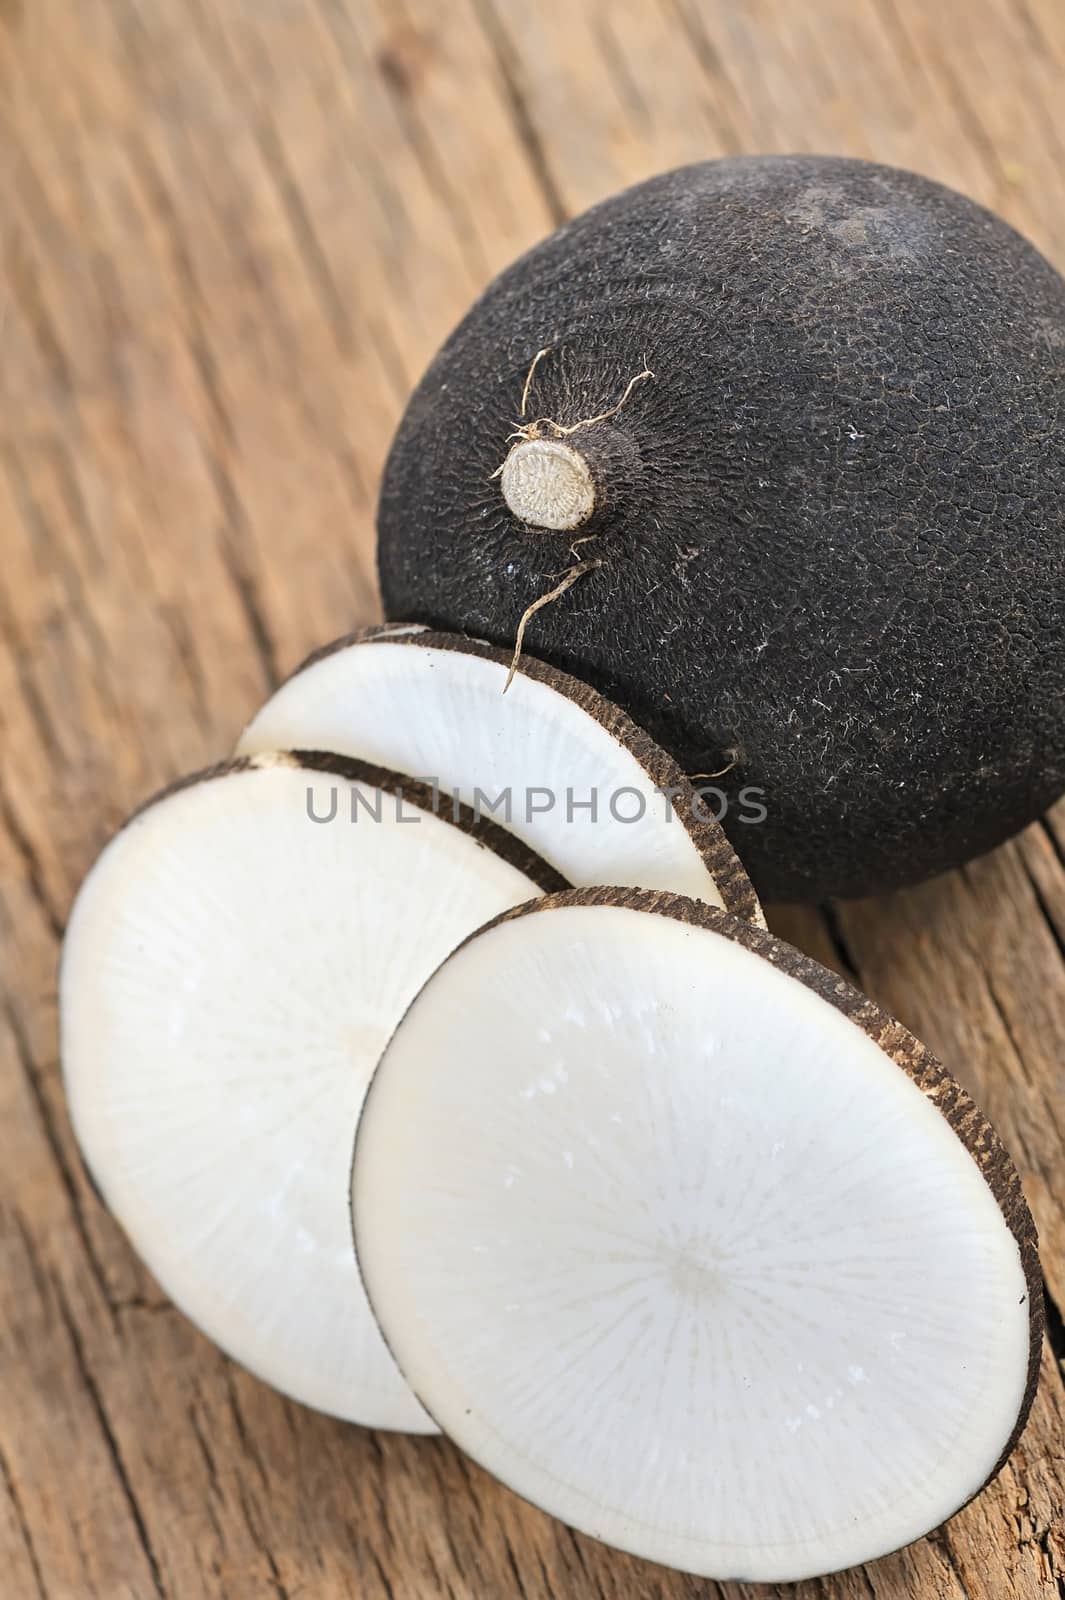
[352,889,1041,1579]
[238,626,762,924]
[60,752,561,1431]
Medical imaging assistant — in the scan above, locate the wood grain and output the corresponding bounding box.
[1,1,1063,1596]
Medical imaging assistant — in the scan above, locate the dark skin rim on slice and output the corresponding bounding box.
[280,623,764,926]
[353,885,1042,1547]
[123,749,569,897]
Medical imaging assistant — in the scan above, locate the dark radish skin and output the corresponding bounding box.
[378,154,1065,903]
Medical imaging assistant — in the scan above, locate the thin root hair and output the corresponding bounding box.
[503,559,604,693]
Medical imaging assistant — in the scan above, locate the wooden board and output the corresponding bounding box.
[1,1,1063,1595]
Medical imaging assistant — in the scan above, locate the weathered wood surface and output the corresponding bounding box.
[1,1,1063,1595]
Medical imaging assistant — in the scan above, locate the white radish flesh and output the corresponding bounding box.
[238,627,762,923]
[352,890,1040,1580]
[61,752,559,1431]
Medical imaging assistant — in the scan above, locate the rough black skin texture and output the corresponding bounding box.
[377,156,1065,902]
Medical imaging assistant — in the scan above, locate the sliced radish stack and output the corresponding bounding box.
[352,889,1041,1581]
[60,751,562,1430]
[238,625,762,923]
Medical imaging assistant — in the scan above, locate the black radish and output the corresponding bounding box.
[378,155,1065,902]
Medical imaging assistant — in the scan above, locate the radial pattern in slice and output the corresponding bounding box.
[60,752,561,1431]
[352,889,1041,1580]
[238,626,762,923]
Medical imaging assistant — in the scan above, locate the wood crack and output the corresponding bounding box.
[48,438,107,574]
[368,1548,397,1600]
[666,0,746,155]
[222,1368,271,1490]
[929,1526,974,1600]
[112,1296,172,1317]
[979,964,1039,1094]
[126,141,280,693]
[1045,1283,1065,1378]
[363,314,413,408]
[3,209,74,397]
[818,900,863,984]
[159,601,211,729]
[187,1401,221,1499]
[0,773,65,941]
[0,639,67,772]
[0,442,120,717]
[253,111,359,361]
[1040,812,1065,868]
[437,1492,469,1580]
[501,1531,539,1600]
[909,13,1014,196]
[978,955,1065,1153]
[422,1538,461,1600]
[188,11,352,366]
[1021,827,1065,967]
[186,1403,231,1574]
[51,1274,167,1597]
[561,1524,594,1585]
[591,12,650,128]
[375,0,490,286]
[855,1565,880,1600]
[533,1549,561,1600]
[1003,0,1065,170]
[216,537,281,694]
[221,1428,292,1600]
[467,0,567,228]
[362,1430,399,1552]
[0,1439,47,1600]
[1040,1526,1065,1600]
[11,1207,52,1311]
[2,1001,117,1324]
[263,1547,292,1600]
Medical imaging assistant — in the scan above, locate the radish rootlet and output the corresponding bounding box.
[378,154,1065,902]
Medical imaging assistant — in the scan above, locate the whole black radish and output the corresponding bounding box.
[377,154,1065,902]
